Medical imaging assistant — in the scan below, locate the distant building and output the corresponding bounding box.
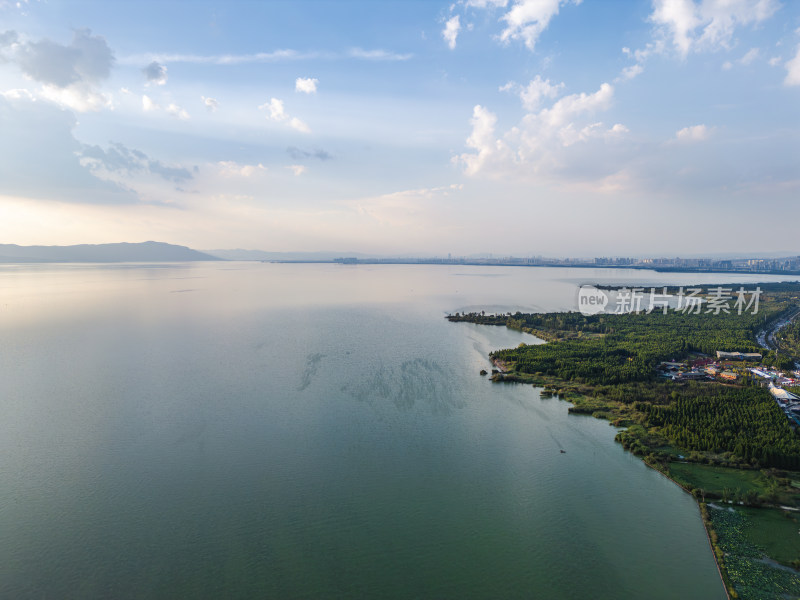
[719,371,738,381]
[716,351,762,361]
[674,371,707,381]
[770,387,799,401]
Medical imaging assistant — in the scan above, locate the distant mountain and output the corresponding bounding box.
[0,242,221,263]
[203,249,376,261]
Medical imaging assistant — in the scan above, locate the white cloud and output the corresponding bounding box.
[143,61,167,85]
[538,83,613,129]
[464,0,508,7]
[739,47,759,65]
[259,97,310,133]
[785,45,800,86]
[0,88,35,101]
[142,94,158,111]
[649,0,780,58]
[262,97,286,120]
[218,161,267,178]
[619,63,645,80]
[0,96,145,204]
[350,184,464,229]
[295,77,318,94]
[80,142,193,184]
[675,124,710,142]
[650,0,701,57]
[498,0,580,51]
[287,164,306,176]
[120,48,413,65]
[289,117,310,133]
[518,75,564,110]
[455,81,623,182]
[201,96,219,111]
[166,103,190,120]
[38,83,112,112]
[768,56,781,67]
[2,28,115,112]
[346,47,413,61]
[141,95,189,119]
[455,105,508,176]
[443,15,461,49]
[15,28,114,87]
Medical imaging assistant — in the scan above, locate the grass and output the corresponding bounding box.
[708,505,800,600]
[741,506,800,566]
[668,462,767,497]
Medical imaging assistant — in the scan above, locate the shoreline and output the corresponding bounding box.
[487,364,736,597]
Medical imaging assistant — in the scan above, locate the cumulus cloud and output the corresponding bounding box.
[259,97,310,133]
[80,142,194,183]
[0,29,19,58]
[443,16,461,49]
[16,28,114,86]
[454,0,578,52]
[201,95,219,111]
[785,45,800,86]
[675,124,710,142]
[455,81,624,182]
[295,77,318,93]
[141,95,189,119]
[498,0,579,51]
[263,97,286,120]
[217,161,267,178]
[287,164,306,176]
[142,94,158,111]
[515,75,564,110]
[649,0,779,58]
[143,60,167,85]
[3,28,115,112]
[456,104,508,176]
[0,96,135,203]
[286,146,332,161]
[166,103,190,120]
[619,44,660,81]
[619,62,645,81]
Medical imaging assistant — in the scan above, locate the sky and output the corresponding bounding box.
[0,0,798,257]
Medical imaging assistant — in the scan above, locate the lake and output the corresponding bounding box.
[1,262,792,599]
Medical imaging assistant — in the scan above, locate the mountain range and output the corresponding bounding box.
[0,242,220,263]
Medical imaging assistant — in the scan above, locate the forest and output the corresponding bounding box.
[448,283,800,469]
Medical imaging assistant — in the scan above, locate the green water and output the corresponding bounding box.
[1,262,779,598]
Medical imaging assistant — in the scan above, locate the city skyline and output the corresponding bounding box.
[0,0,798,255]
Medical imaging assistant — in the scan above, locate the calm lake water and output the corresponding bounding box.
[1,262,794,599]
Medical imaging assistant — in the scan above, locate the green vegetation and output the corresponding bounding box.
[777,316,800,364]
[449,282,800,599]
[707,505,800,599]
[644,388,800,469]
[668,463,769,499]
[740,506,800,567]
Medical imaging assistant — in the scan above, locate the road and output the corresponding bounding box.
[757,307,800,350]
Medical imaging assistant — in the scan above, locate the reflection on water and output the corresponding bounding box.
[1,262,782,598]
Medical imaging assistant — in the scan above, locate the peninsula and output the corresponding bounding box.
[450,282,800,599]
